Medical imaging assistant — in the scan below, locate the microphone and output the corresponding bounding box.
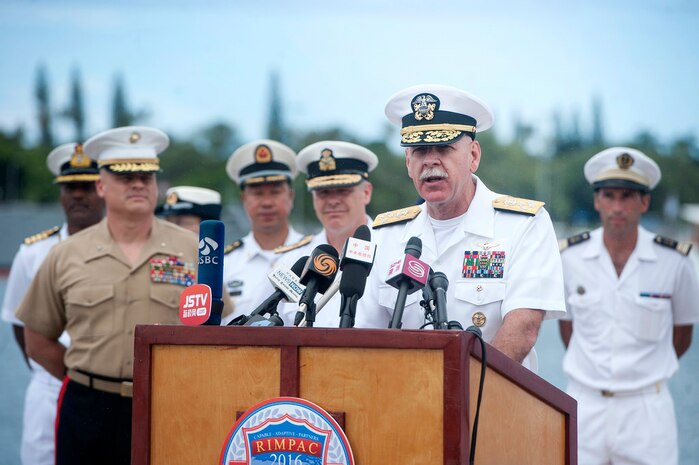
[197,220,225,325]
[386,237,430,329]
[228,256,308,326]
[338,225,376,328]
[293,244,339,327]
[430,271,449,329]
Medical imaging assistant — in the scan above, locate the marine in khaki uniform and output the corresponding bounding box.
[1,142,103,465]
[355,84,566,371]
[17,126,198,465]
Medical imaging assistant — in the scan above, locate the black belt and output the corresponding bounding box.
[68,369,133,398]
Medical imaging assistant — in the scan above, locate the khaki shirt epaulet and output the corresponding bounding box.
[492,196,545,216]
[372,205,422,229]
[274,234,314,254]
[23,226,60,245]
[224,239,244,255]
[654,235,693,256]
[558,231,591,252]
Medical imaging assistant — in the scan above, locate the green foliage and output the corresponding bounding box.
[35,64,53,148]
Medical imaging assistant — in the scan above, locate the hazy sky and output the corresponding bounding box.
[1,0,698,152]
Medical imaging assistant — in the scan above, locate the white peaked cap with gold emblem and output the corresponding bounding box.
[297,140,379,191]
[46,142,100,183]
[384,84,494,147]
[226,139,297,187]
[83,126,169,173]
[584,146,661,192]
[156,186,222,221]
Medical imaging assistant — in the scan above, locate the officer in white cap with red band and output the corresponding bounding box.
[156,185,222,233]
[16,126,206,465]
[223,140,305,320]
[356,84,566,371]
[2,142,103,465]
[274,140,378,328]
[559,147,699,465]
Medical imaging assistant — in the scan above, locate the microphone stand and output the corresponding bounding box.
[339,294,359,328]
[304,301,317,327]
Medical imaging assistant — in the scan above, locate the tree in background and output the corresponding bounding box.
[267,71,286,144]
[111,73,147,127]
[35,64,53,148]
[60,67,86,142]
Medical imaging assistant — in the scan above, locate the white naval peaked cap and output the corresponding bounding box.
[584,146,661,192]
[384,84,494,147]
[296,140,378,191]
[46,142,100,183]
[680,204,699,226]
[156,186,222,221]
[226,139,297,187]
[83,126,169,173]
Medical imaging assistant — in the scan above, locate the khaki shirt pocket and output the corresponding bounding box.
[148,284,182,325]
[65,285,114,336]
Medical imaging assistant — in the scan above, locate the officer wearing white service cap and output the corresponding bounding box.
[355,84,566,370]
[156,185,222,233]
[223,140,306,320]
[16,126,204,465]
[559,147,699,465]
[2,142,103,465]
[274,140,378,327]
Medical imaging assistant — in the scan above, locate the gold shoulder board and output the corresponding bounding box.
[492,196,545,216]
[24,226,60,245]
[274,235,314,254]
[224,239,244,255]
[559,231,591,252]
[372,205,422,229]
[654,235,692,256]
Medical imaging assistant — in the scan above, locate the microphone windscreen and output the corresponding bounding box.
[353,224,371,242]
[405,236,422,258]
[339,262,370,298]
[315,243,339,259]
[300,244,339,292]
[197,220,225,300]
[290,256,309,277]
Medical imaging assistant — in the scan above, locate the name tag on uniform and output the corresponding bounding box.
[462,251,505,279]
[150,256,196,286]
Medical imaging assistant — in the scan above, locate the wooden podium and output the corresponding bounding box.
[132,326,576,465]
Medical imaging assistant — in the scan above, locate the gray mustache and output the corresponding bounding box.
[419,168,449,181]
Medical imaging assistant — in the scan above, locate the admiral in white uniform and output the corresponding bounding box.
[356,84,566,369]
[275,141,378,327]
[559,147,699,465]
[223,140,305,320]
[1,142,103,465]
[156,185,222,233]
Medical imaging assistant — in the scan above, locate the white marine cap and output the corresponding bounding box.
[156,186,222,221]
[584,146,661,192]
[226,139,297,187]
[680,204,699,226]
[384,84,494,147]
[296,140,378,191]
[46,142,100,183]
[83,126,169,173]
